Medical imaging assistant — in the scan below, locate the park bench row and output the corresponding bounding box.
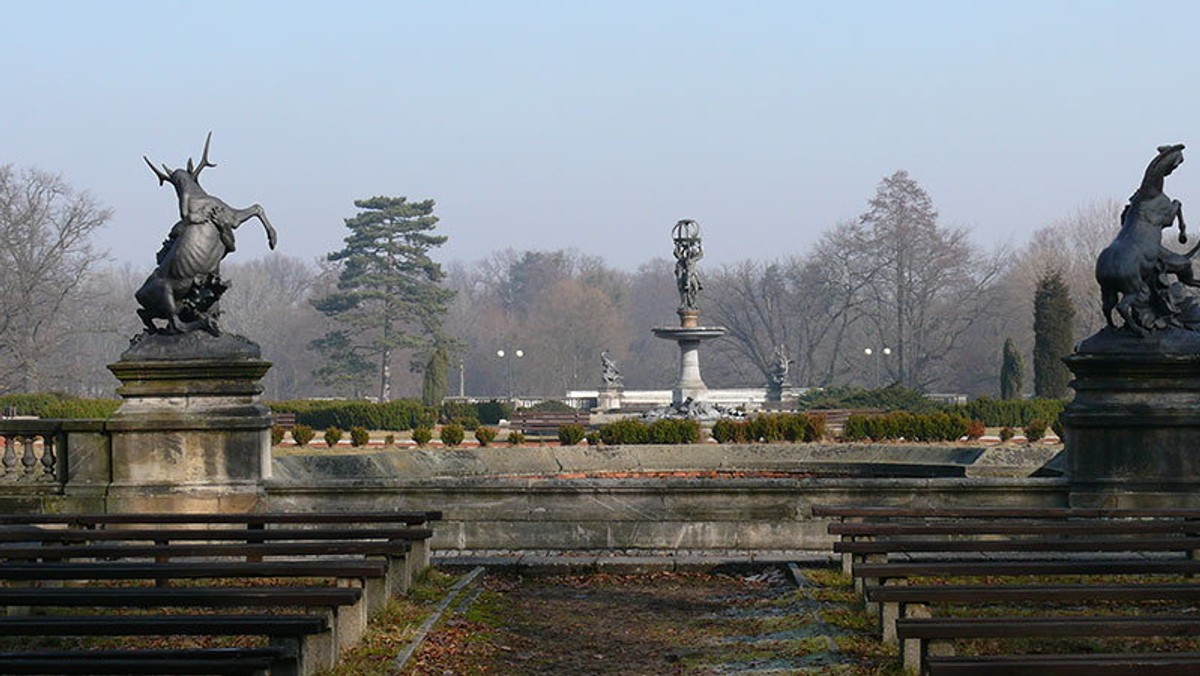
[512,409,590,438]
[814,504,1200,674]
[0,510,440,676]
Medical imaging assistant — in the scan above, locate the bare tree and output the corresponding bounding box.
[0,166,111,392]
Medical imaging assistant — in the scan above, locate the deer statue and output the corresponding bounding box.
[135,133,278,335]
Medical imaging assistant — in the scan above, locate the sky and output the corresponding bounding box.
[5,1,1200,272]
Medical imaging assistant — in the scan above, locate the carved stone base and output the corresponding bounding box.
[1063,343,1200,508]
[596,386,623,412]
[104,332,272,513]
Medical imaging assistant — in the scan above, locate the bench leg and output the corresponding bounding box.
[902,636,924,675]
[880,601,901,644]
[331,586,369,654]
[841,551,855,577]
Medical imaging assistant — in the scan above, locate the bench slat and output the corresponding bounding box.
[0,511,441,526]
[0,540,410,560]
[869,583,1200,604]
[0,560,387,580]
[897,615,1200,640]
[0,586,362,607]
[0,614,329,636]
[812,505,1200,519]
[926,652,1200,676]
[0,648,289,676]
[831,520,1200,536]
[854,559,1200,579]
[0,526,432,543]
[838,536,1200,554]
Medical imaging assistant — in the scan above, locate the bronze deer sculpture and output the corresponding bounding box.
[136,133,277,335]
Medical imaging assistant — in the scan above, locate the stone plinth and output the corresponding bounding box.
[651,326,727,405]
[596,386,623,412]
[104,332,272,513]
[1063,328,1200,508]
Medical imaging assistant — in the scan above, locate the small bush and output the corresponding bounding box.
[323,427,343,448]
[585,431,601,446]
[270,425,286,445]
[507,430,526,446]
[558,423,586,446]
[476,400,512,425]
[292,424,315,447]
[1051,417,1065,441]
[999,426,1015,442]
[806,413,827,441]
[711,418,751,444]
[384,433,396,447]
[475,427,497,447]
[599,419,650,445]
[412,426,433,447]
[440,424,465,447]
[648,418,700,444]
[1024,418,1047,442]
[965,419,986,440]
[349,426,370,447]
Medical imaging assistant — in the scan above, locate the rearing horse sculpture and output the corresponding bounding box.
[136,133,277,335]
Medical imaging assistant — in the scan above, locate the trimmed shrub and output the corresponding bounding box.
[507,430,526,447]
[523,400,575,413]
[711,418,749,444]
[599,419,650,445]
[291,424,315,447]
[475,427,497,447]
[965,419,986,441]
[412,426,433,447]
[585,431,601,446]
[842,411,969,442]
[476,400,512,425]
[806,413,827,441]
[557,423,586,446]
[270,425,286,445]
[323,427,343,448]
[349,426,370,447]
[1024,418,1048,442]
[648,418,700,444]
[384,433,396,447]
[999,426,1015,442]
[41,398,120,419]
[440,424,465,447]
[951,397,1067,428]
[748,413,788,442]
[1051,417,1065,441]
[268,399,435,431]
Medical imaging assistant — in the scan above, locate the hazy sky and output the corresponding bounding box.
[6,1,1200,271]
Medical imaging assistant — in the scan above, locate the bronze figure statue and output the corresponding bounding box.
[1096,144,1200,335]
[136,133,277,335]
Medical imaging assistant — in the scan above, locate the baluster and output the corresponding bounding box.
[21,437,36,475]
[2,436,14,477]
[40,434,56,479]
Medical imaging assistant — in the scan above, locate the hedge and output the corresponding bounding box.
[0,393,119,419]
[268,399,435,431]
[950,397,1066,428]
[842,411,970,442]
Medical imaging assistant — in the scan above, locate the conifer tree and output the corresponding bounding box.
[1000,336,1025,400]
[311,197,455,401]
[1033,270,1075,398]
[421,343,451,407]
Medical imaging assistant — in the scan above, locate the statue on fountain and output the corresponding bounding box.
[1094,143,1200,339]
[136,133,277,337]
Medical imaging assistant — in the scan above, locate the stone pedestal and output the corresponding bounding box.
[652,324,727,406]
[596,386,623,412]
[104,332,272,513]
[1063,328,1200,508]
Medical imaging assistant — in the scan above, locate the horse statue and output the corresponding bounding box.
[135,133,277,335]
[1096,144,1200,335]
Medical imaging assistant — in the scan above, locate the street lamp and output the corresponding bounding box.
[864,347,892,388]
[496,349,524,400]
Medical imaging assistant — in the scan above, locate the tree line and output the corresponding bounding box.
[0,162,1114,402]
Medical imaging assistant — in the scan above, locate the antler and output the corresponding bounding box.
[143,156,170,185]
[191,132,217,179]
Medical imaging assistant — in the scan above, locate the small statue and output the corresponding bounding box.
[1096,143,1200,335]
[672,219,704,311]
[768,345,792,388]
[136,133,277,335]
[600,350,622,387]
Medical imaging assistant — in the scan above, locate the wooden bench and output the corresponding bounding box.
[869,582,1200,644]
[897,615,1200,674]
[513,410,589,438]
[272,412,298,430]
[0,614,331,676]
[0,647,291,675]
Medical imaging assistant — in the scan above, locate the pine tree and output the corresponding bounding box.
[311,197,456,401]
[1000,336,1025,400]
[1033,270,1075,398]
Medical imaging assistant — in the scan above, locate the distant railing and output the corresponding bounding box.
[0,420,69,483]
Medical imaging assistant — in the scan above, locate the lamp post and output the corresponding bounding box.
[496,348,524,400]
[864,347,892,388]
